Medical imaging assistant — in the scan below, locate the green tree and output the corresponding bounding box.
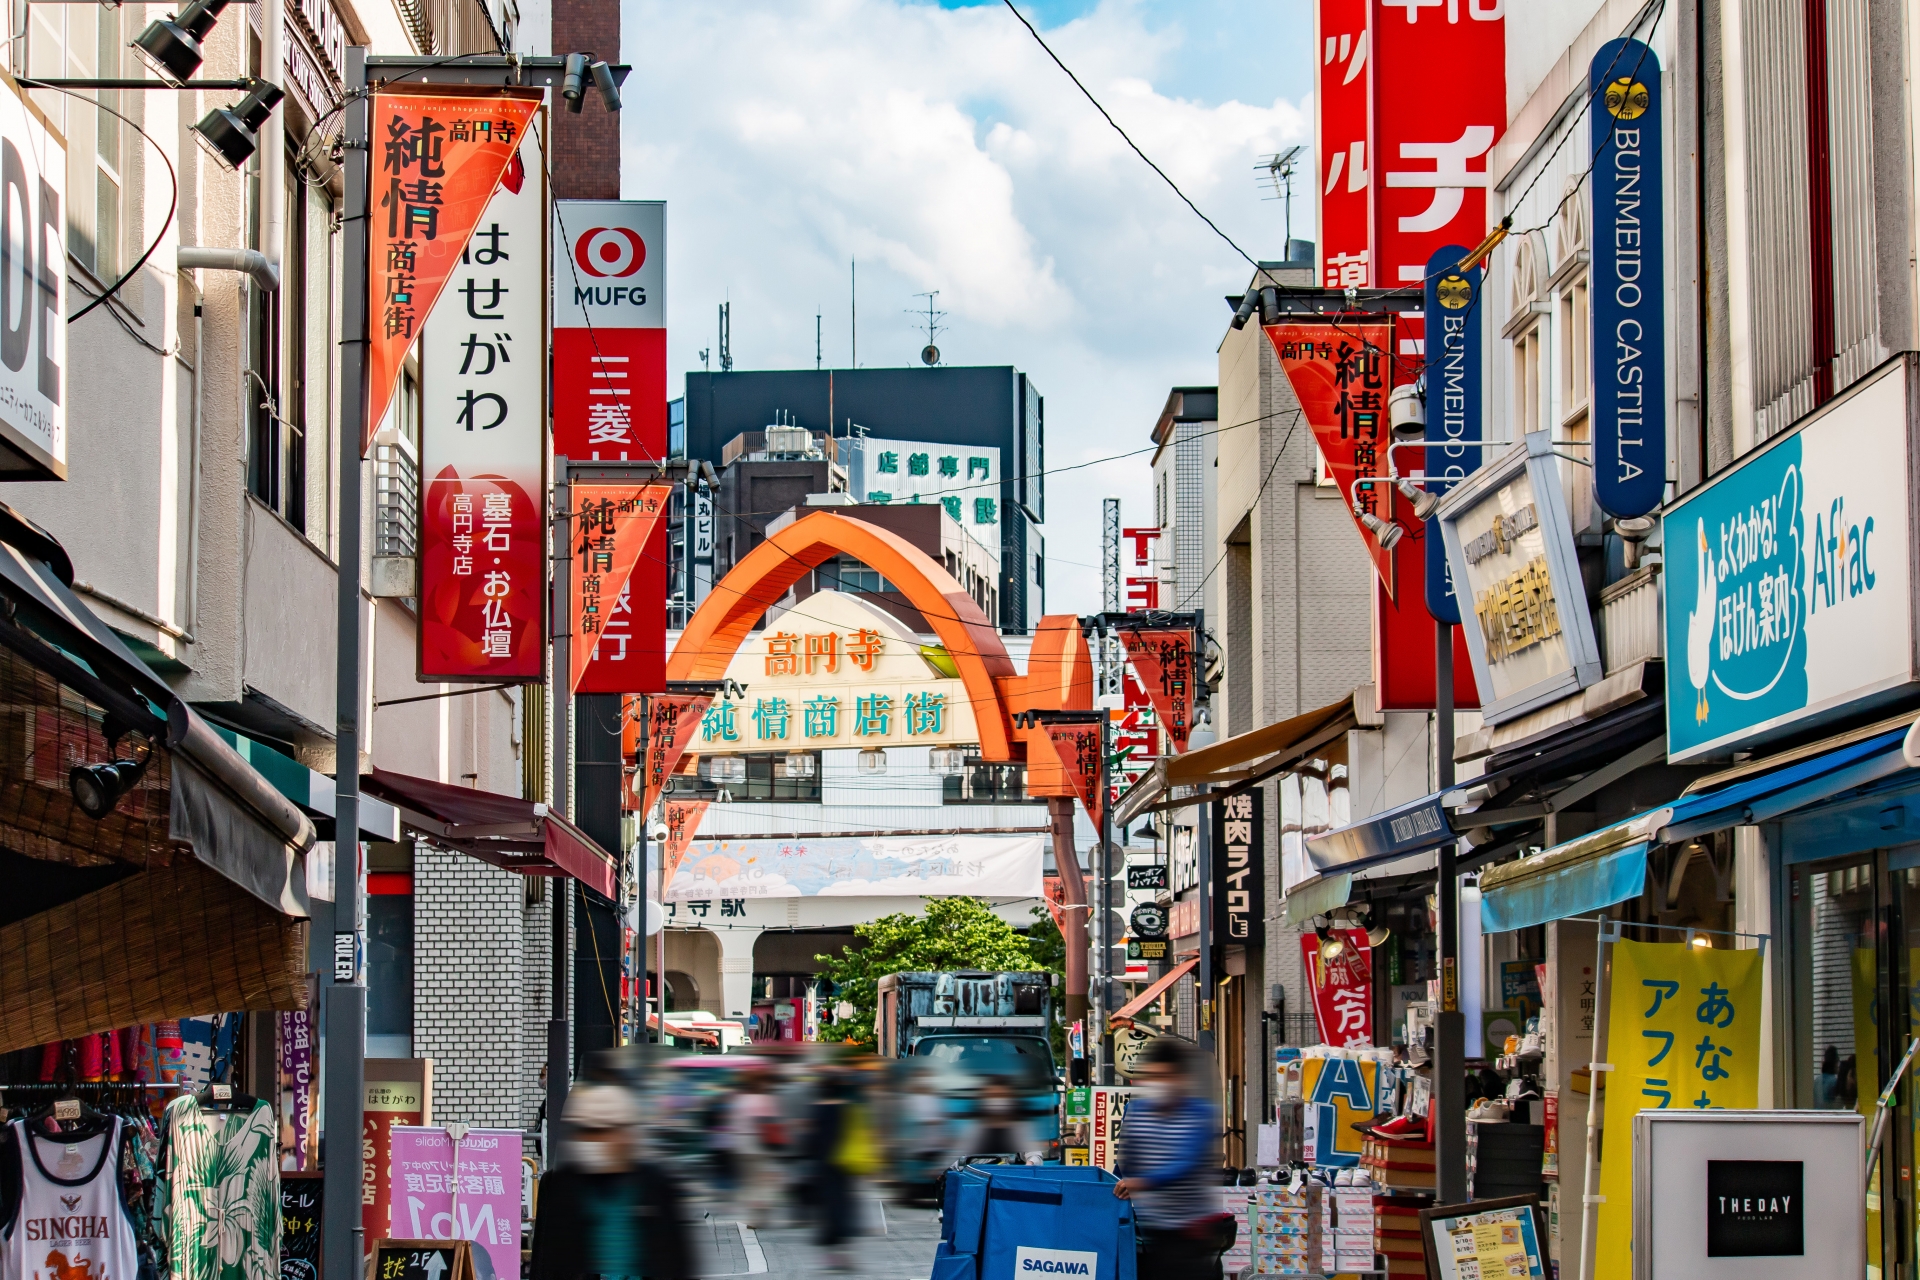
[816,897,1043,1049]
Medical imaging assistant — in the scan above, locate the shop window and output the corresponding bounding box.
[666,751,822,802]
[943,760,1027,804]
[248,152,305,532]
[26,4,125,285]
[366,870,414,1058]
[819,558,899,596]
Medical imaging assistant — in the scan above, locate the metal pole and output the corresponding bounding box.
[1434,620,1468,1202]
[1575,915,1615,1280]
[634,691,648,1043]
[1097,711,1114,1084]
[547,465,572,1144]
[1197,784,1213,1055]
[321,45,370,1280]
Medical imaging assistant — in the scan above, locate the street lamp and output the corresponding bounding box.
[192,79,286,170]
[132,0,232,86]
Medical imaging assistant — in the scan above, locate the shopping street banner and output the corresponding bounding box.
[1594,940,1762,1278]
[551,200,667,462]
[567,483,673,694]
[662,799,708,887]
[367,86,543,452]
[1315,0,1370,289]
[1299,928,1373,1048]
[1045,721,1105,831]
[417,120,547,681]
[665,833,1044,899]
[626,693,713,815]
[387,1126,522,1280]
[1117,627,1196,752]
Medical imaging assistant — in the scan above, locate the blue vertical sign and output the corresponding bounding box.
[1422,246,1482,623]
[1590,37,1665,517]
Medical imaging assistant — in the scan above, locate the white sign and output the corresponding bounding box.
[0,79,66,479]
[1015,1248,1098,1278]
[551,199,664,329]
[667,833,1043,900]
[855,437,1002,549]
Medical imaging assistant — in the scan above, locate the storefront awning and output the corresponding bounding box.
[1112,695,1357,828]
[1479,719,1918,931]
[212,726,401,842]
[363,768,618,899]
[1109,957,1199,1027]
[1306,790,1460,875]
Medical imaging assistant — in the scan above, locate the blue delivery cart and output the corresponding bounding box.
[932,1164,1137,1280]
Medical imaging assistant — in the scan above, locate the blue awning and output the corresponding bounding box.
[1481,841,1649,932]
[1660,727,1910,840]
[1306,790,1459,875]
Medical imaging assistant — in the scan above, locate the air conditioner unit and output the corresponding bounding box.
[765,426,812,455]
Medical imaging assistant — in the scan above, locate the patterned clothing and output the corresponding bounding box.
[1114,1094,1218,1230]
[157,1097,278,1280]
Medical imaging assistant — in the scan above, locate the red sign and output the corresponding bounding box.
[1266,322,1400,591]
[1118,628,1195,753]
[662,799,708,889]
[1300,929,1373,1047]
[627,693,712,817]
[1317,0,1372,287]
[1375,534,1480,710]
[366,87,542,453]
[1369,0,1505,291]
[552,327,669,462]
[567,483,672,695]
[1046,722,1105,832]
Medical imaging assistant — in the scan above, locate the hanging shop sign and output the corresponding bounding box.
[567,483,672,694]
[855,439,1003,557]
[1435,431,1603,723]
[0,76,66,480]
[367,86,543,452]
[362,1062,431,1255]
[552,199,666,462]
[697,589,980,750]
[417,121,548,681]
[1664,356,1918,761]
[1589,38,1666,518]
[1421,246,1484,624]
[1369,0,1504,291]
[1213,789,1265,944]
[1046,720,1106,832]
[1375,536,1481,711]
[1315,0,1371,288]
[387,1126,524,1280]
[626,692,713,815]
[1298,929,1372,1047]
[661,798,708,887]
[1593,939,1762,1279]
[1117,627,1195,752]
[1267,322,1398,590]
[277,1007,318,1171]
[665,832,1043,900]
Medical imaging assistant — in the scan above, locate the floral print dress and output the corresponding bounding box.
[157,1096,279,1280]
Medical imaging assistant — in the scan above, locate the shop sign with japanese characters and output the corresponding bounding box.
[666,833,1043,900]
[1435,432,1602,724]
[1316,0,1370,289]
[1299,927,1372,1048]
[1421,246,1484,624]
[1045,719,1105,831]
[1663,356,1918,762]
[566,482,672,694]
[367,86,541,453]
[1213,789,1265,943]
[695,590,979,750]
[386,1126,523,1280]
[853,438,1002,555]
[1118,626,1196,752]
[417,120,547,681]
[0,74,66,479]
[552,199,665,463]
[626,693,712,816]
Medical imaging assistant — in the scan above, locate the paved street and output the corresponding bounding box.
[689,1196,942,1278]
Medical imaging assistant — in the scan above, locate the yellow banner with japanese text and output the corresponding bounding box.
[1594,939,1763,1278]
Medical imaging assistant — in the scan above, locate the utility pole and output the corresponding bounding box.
[1101,499,1122,697]
[1096,708,1115,1085]
[1434,621,1467,1202]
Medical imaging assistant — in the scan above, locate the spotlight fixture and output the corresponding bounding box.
[1388,383,1426,441]
[1229,287,1259,330]
[1367,923,1392,949]
[856,747,888,776]
[1356,507,1404,550]
[1316,925,1348,963]
[588,60,622,112]
[1395,476,1442,522]
[192,78,285,171]
[1258,286,1280,326]
[561,52,591,113]
[70,745,150,820]
[132,0,231,86]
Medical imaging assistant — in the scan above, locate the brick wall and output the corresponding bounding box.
[550,0,620,199]
[412,845,528,1127]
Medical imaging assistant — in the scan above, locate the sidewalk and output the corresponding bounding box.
[689,1197,941,1277]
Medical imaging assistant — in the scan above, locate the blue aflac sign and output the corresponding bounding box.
[1590,38,1666,518]
[1422,246,1483,624]
[1664,359,1917,760]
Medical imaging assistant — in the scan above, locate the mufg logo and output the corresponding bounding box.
[1016,1247,1097,1276]
[573,226,646,277]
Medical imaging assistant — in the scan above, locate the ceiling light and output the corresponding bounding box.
[132,0,231,86]
[857,748,888,776]
[192,79,285,171]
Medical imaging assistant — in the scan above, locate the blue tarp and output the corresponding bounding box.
[935,1164,1137,1280]
[1480,841,1649,933]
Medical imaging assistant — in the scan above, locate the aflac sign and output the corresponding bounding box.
[1665,357,1916,761]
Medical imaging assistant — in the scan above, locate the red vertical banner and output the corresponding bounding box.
[1369,0,1505,292]
[662,798,709,889]
[1266,323,1397,591]
[627,692,713,816]
[1375,537,1480,710]
[417,121,548,681]
[1299,930,1374,1047]
[1116,628,1195,753]
[1046,722,1105,832]
[367,87,543,452]
[567,484,673,694]
[1317,0,1372,287]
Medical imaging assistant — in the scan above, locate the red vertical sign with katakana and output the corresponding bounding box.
[1317,0,1372,288]
[367,87,543,454]
[1300,930,1373,1047]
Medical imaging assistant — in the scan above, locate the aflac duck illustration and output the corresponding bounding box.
[1687,518,1716,723]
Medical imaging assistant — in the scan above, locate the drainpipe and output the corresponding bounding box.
[261,0,284,285]
[177,247,279,292]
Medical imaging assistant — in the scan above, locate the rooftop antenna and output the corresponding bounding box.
[699,347,710,371]
[816,311,823,371]
[1259,145,1305,244]
[908,290,946,366]
[717,301,733,373]
[850,259,858,369]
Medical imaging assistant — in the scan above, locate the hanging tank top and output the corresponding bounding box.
[2,1117,137,1280]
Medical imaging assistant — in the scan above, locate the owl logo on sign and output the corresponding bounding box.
[1437,274,1472,310]
[1605,77,1649,120]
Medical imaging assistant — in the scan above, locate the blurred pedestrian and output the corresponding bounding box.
[1112,1037,1230,1280]
[971,1076,1028,1161]
[728,1068,785,1228]
[806,1064,875,1271]
[530,1083,692,1280]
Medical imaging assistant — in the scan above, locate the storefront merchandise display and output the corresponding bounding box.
[160,1088,282,1280]
[1,1114,140,1280]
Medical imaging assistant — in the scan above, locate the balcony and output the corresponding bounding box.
[374,430,419,559]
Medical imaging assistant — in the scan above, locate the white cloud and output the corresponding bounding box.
[622,0,1310,611]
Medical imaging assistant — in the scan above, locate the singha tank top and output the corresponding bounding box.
[2,1117,137,1280]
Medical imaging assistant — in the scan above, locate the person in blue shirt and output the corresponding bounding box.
[530,1084,691,1280]
[1113,1037,1229,1280]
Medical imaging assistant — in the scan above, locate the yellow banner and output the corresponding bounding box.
[1594,939,1763,1278]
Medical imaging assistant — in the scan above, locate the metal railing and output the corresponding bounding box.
[373,431,419,558]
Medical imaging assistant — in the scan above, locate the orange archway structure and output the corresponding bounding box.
[667,510,1028,758]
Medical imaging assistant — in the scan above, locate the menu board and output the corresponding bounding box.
[1419,1196,1548,1280]
[280,1174,322,1280]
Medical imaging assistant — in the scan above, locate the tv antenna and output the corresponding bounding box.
[1258,146,1305,244]
[908,290,946,366]
[717,302,733,373]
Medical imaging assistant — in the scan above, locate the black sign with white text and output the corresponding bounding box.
[1706,1160,1803,1257]
[1211,789,1264,944]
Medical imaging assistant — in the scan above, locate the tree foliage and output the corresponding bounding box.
[816,897,1045,1049]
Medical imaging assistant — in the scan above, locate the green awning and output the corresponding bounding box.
[1480,841,1650,933]
[1284,871,1353,925]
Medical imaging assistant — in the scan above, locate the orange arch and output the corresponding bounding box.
[666,510,1020,759]
[1001,614,1095,794]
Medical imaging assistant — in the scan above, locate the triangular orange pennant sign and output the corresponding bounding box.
[367,87,544,453]
[662,799,709,892]
[1117,627,1195,753]
[569,484,674,695]
[1264,321,1400,593]
[1046,720,1105,832]
[628,693,714,817]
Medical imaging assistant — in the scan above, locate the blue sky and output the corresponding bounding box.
[623,0,1316,610]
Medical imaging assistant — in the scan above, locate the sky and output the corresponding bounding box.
[620,0,1315,615]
